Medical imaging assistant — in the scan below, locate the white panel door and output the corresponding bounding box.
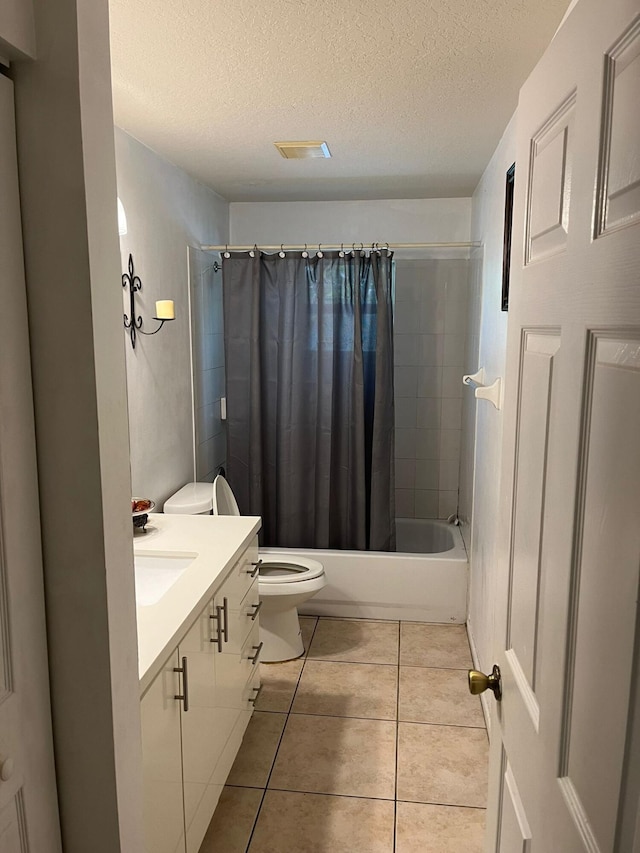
[0,74,61,852]
[486,0,640,850]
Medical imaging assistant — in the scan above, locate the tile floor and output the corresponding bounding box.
[199,617,488,853]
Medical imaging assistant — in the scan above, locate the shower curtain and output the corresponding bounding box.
[222,249,395,551]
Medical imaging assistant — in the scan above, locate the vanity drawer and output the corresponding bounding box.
[220,536,259,609]
[214,619,261,709]
[213,579,260,654]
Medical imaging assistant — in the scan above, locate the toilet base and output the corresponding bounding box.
[259,606,304,663]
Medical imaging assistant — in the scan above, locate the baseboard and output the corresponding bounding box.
[466,617,492,740]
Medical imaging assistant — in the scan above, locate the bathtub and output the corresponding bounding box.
[261,518,468,623]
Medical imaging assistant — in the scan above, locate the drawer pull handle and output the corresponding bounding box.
[173,656,189,712]
[222,596,229,643]
[248,642,263,665]
[246,559,262,578]
[249,684,263,704]
[209,608,223,651]
[248,601,262,621]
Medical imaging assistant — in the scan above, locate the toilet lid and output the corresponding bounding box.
[258,556,324,583]
[213,475,241,516]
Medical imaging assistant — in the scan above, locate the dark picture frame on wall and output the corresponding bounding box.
[501,162,516,311]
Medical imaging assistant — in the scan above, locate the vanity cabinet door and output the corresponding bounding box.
[179,603,234,853]
[140,650,186,853]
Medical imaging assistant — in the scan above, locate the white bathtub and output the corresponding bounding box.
[261,518,468,623]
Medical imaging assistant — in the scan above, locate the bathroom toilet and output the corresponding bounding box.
[163,477,326,662]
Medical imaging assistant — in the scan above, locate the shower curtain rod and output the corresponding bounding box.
[200,241,480,252]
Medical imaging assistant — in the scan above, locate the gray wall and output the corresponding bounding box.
[114,129,229,506]
[394,259,469,520]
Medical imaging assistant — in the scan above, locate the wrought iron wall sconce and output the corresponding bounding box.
[122,253,175,350]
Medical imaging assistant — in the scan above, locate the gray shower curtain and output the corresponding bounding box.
[222,249,395,551]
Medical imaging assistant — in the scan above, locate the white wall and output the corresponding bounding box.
[114,129,229,506]
[14,0,144,848]
[459,115,516,692]
[230,198,471,246]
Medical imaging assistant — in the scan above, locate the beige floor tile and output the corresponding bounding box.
[397,723,488,807]
[400,623,472,669]
[292,660,398,720]
[226,711,286,788]
[199,786,262,853]
[249,790,395,853]
[308,618,399,665]
[300,616,318,656]
[399,666,484,727]
[255,659,304,713]
[396,802,486,853]
[269,713,396,799]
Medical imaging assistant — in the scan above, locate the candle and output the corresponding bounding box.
[155,300,175,320]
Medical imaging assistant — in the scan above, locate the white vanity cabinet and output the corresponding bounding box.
[140,650,186,853]
[140,533,262,853]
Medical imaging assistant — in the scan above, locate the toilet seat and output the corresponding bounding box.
[259,557,324,583]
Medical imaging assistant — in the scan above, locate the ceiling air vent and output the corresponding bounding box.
[274,141,331,159]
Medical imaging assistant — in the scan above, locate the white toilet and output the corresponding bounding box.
[163,477,326,662]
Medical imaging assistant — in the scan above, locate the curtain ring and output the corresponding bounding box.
[385,242,390,253]
[317,242,323,259]
[279,244,285,258]
[339,242,345,258]
[302,243,308,258]
[359,242,364,255]
[223,244,230,259]
[249,243,257,258]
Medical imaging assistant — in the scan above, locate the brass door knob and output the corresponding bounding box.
[468,664,502,701]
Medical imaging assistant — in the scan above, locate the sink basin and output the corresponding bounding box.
[134,552,197,606]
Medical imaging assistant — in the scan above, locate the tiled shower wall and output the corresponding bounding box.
[394,258,470,520]
[190,249,227,481]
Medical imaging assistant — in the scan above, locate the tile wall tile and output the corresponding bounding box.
[395,397,417,429]
[441,398,462,430]
[416,366,443,398]
[395,459,416,490]
[394,429,417,460]
[438,460,460,492]
[438,491,458,520]
[415,490,439,519]
[415,460,439,490]
[395,489,415,518]
[394,366,418,398]
[394,301,420,333]
[395,334,419,366]
[416,398,441,429]
[415,429,440,460]
[440,430,462,461]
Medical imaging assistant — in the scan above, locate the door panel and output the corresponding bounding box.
[595,18,640,234]
[497,757,532,853]
[508,330,560,700]
[0,74,61,851]
[561,332,640,851]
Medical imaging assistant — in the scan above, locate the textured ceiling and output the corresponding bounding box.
[108,0,570,202]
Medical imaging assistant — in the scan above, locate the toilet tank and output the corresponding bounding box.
[163,482,213,515]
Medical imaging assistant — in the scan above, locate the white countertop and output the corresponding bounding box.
[134,513,261,693]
